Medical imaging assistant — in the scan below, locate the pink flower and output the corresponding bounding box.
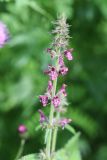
[59,65,68,75]
[58,55,64,66]
[0,22,9,48]
[59,84,67,96]
[39,95,48,107]
[45,65,58,80]
[47,81,53,91]
[47,48,56,58]
[38,109,47,123]
[64,49,73,60]
[58,118,72,129]
[18,125,27,134]
[52,96,60,108]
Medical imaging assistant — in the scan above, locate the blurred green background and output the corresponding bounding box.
[0,0,107,160]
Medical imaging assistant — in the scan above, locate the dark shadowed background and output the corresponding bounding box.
[0,0,107,160]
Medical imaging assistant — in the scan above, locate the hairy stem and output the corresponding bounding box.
[51,112,60,152]
[45,14,70,160]
[46,61,58,159]
[14,139,25,160]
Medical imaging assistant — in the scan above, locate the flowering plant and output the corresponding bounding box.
[38,15,73,159]
[34,14,80,160]
[0,15,81,160]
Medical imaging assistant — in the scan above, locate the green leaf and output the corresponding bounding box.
[35,125,41,131]
[26,0,47,16]
[19,153,38,160]
[18,133,81,160]
[16,0,51,18]
[65,132,80,149]
[65,124,76,135]
[55,132,81,160]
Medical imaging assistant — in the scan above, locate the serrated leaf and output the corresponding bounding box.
[65,132,80,149]
[55,132,81,160]
[19,153,38,160]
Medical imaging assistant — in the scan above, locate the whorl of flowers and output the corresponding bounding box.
[0,21,9,48]
[38,15,73,159]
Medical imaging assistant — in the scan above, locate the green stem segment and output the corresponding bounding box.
[52,112,60,152]
[46,31,63,159]
[15,139,25,160]
[46,61,58,160]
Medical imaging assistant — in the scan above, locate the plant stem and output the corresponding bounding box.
[46,61,58,160]
[51,112,60,152]
[14,139,25,160]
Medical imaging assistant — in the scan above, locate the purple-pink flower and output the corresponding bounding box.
[52,96,60,108]
[59,84,67,97]
[38,109,47,123]
[58,118,71,129]
[18,125,27,134]
[58,55,64,66]
[39,95,48,107]
[59,65,68,75]
[45,65,58,80]
[47,81,53,91]
[0,22,9,48]
[64,49,73,60]
[38,17,74,147]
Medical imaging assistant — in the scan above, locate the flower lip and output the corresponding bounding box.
[44,65,58,80]
[58,118,72,129]
[51,67,55,71]
[59,65,68,75]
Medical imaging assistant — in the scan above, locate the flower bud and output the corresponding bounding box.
[18,125,27,134]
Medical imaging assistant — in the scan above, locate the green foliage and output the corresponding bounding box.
[67,108,99,137]
[0,0,107,160]
[65,124,76,135]
[95,145,107,160]
[55,132,81,160]
[19,154,38,160]
[19,133,81,160]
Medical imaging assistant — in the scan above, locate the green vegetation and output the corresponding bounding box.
[0,0,107,160]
